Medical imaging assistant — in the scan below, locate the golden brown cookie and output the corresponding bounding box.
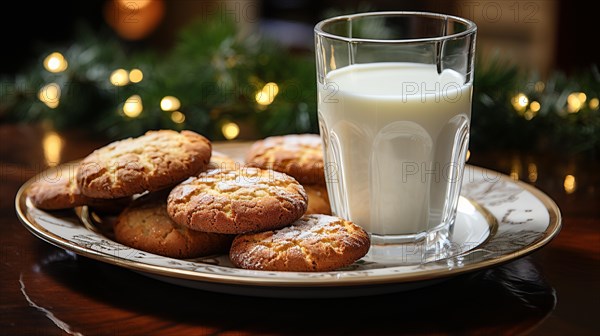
[28,165,95,210]
[28,165,129,211]
[77,130,211,199]
[229,214,370,272]
[304,184,331,215]
[245,134,325,185]
[114,191,234,259]
[167,168,307,234]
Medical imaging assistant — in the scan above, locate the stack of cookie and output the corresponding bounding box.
[28,166,130,213]
[244,134,332,216]
[28,130,370,272]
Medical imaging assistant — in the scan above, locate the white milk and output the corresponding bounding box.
[318,62,472,237]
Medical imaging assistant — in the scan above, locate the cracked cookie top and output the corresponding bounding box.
[167,167,307,234]
[76,130,211,198]
[229,214,370,272]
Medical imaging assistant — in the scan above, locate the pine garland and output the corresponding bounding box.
[1,19,598,156]
[471,56,600,155]
[0,19,318,141]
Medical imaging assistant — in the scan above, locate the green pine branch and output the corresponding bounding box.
[0,18,598,156]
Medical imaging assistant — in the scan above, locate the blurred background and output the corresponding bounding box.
[1,0,596,76]
[0,0,598,154]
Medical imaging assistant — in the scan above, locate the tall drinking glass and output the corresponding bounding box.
[314,12,477,263]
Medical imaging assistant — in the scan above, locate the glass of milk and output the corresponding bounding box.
[314,12,477,264]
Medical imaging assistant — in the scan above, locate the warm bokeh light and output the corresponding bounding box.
[564,175,576,194]
[123,95,143,117]
[105,0,165,40]
[170,111,185,124]
[510,158,521,181]
[110,69,130,86]
[129,69,144,83]
[567,92,587,113]
[534,81,545,92]
[43,52,68,73]
[528,163,538,183]
[511,93,528,113]
[255,82,279,106]
[43,131,64,167]
[118,0,152,9]
[160,96,181,111]
[523,100,540,120]
[589,98,599,110]
[465,150,471,162]
[38,83,61,109]
[221,122,240,140]
[523,110,537,120]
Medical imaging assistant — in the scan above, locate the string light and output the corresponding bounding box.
[221,122,240,140]
[123,95,143,117]
[534,81,545,93]
[523,100,541,120]
[528,163,538,183]
[170,111,185,124]
[43,52,68,73]
[38,83,61,109]
[110,69,130,86]
[589,98,599,110]
[524,110,536,120]
[129,69,144,83]
[511,93,528,113]
[255,82,279,106]
[160,96,181,111]
[567,92,585,113]
[564,175,576,194]
[43,131,64,167]
[510,157,521,181]
[530,101,541,112]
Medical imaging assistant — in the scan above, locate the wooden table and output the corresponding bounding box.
[1,124,598,335]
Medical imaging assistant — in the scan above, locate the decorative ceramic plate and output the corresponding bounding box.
[15,143,561,298]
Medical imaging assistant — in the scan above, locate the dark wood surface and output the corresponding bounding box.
[1,124,598,335]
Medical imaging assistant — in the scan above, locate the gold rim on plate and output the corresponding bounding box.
[15,162,561,288]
